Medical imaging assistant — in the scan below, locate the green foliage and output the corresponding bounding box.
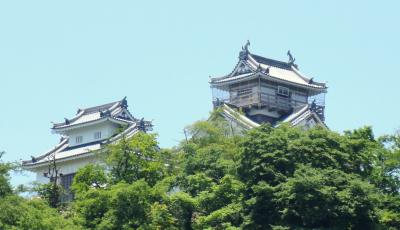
[376,131,400,194]
[72,187,110,228]
[149,202,179,230]
[167,192,196,230]
[71,164,108,194]
[0,196,79,230]
[0,151,12,198]
[197,175,244,215]
[74,180,156,229]
[0,152,79,229]
[3,117,400,229]
[194,176,244,229]
[33,182,64,208]
[106,132,167,186]
[378,195,400,229]
[238,124,400,229]
[180,119,241,180]
[101,181,156,229]
[181,173,215,196]
[275,165,378,229]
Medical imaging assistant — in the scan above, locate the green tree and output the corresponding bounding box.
[8,117,399,229]
[167,192,197,230]
[106,132,167,186]
[0,195,80,230]
[376,131,400,194]
[194,175,244,229]
[275,165,378,229]
[0,152,80,229]
[0,151,12,198]
[238,124,399,229]
[72,188,110,228]
[33,182,63,208]
[74,180,159,229]
[149,202,179,230]
[71,164,108,194]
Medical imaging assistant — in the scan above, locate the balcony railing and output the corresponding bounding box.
[229,91,306,112]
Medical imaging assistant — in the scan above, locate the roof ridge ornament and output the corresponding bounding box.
[256,64,262,72]
[244,40,250,52]
[264,66,270,74]
[287,50,299,69]
[310,99,318,112]
[239,40,250,60]
[100,110,111,118]
[287,50,295,64]
[139,117,146,131]
[121,96,128,108]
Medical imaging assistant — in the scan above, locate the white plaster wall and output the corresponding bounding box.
[68,122,119,147]
[33,155,103,184]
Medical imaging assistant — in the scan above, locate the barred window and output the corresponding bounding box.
[60,173,75,202]
[94,131,102,140]
[237,88,252,97]
[76,136,83,144]
[277,86,290,97]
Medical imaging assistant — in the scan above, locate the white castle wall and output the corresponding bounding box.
[34,154,103,184]
[68,122,119,147]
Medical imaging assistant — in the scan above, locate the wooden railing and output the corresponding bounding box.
[230,91,306,111]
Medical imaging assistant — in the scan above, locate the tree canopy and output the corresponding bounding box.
[1,117,400,229]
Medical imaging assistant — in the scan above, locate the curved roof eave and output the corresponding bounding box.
[52,117,132,133]
[210,72,327,92]
[23,124,142,169]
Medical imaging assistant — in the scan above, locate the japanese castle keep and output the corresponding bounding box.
[210,41,328,129]
[22,97,152,200]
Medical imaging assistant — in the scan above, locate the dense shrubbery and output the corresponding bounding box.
[0,152,78,229]
[1,116,400,229]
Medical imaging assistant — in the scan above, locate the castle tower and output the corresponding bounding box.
[22,97,152,202]
[210,41,327,129]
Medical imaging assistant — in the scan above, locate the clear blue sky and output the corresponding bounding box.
[1,1,399,186]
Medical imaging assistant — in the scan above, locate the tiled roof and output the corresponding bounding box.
[52,97,132,131]
[220,104,259,129]
[219,103,327,130]
[23,97,153,168]
[210,51,326,90]
[251,54,292,70]
[22,121,148,168]
[81,101,121,114]
[70,112,101,125]
[35,143,101,165]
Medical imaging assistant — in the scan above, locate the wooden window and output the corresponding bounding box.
[261,85,276,95]
[277,86,290,97]
[94,131,102,140]
[292,91,307,103]
[60,173,74,190]
[237,87,252,97]
[75,136,83,144]
[60,173,75,202]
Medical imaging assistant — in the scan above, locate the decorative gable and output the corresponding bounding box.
[231,61,253,77]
